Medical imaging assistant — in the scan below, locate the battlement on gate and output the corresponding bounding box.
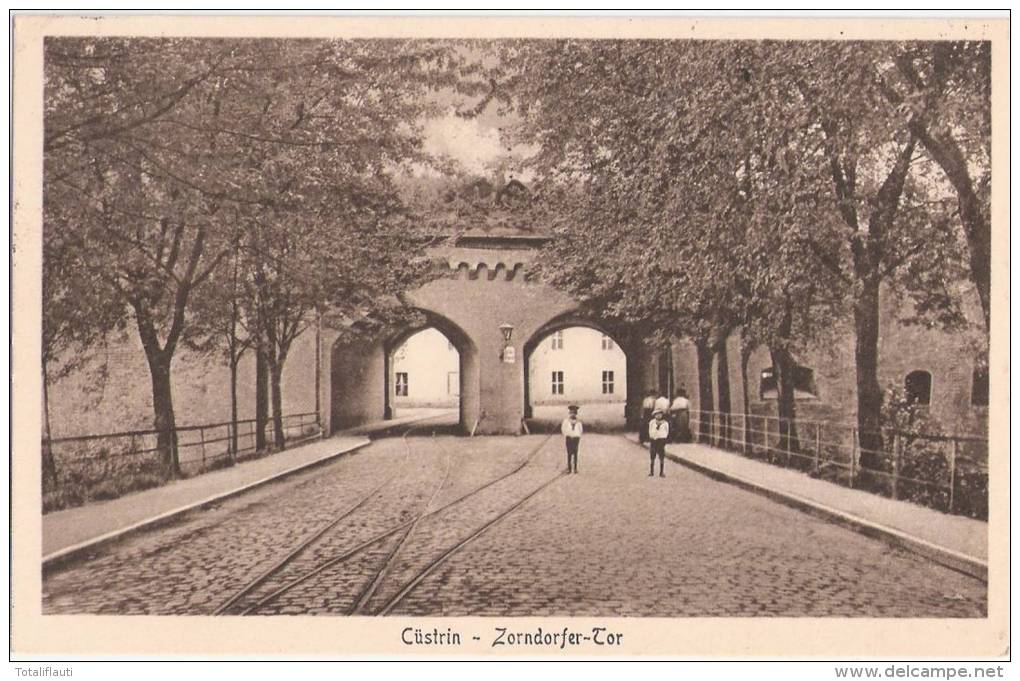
[450,260,526,280]
[425,229,555,281]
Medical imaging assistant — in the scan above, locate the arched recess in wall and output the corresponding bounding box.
[384,312,479,429]
[521,311,634,430]
[330,309,479,434]
[905,369,933,406]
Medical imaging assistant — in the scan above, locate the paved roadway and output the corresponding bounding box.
[42,433,986,617]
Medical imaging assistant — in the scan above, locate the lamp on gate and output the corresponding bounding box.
[499,322,515,362]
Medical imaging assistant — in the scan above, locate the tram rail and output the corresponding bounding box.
[376,469,565,615]
[349,436,454,614]
[213,413,446,615]
[214,424,556,616]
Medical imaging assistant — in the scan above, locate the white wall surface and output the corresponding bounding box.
[529,327,627,405]
[392,327,460,406]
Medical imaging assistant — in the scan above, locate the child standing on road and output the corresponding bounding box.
[562,405,583,474]
[648,409,669,477]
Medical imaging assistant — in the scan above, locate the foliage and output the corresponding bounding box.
[879,385,953,512]
[479,39,986,459]
[44,38,464,466]
[42,437,168,513]
[887,42,992,332]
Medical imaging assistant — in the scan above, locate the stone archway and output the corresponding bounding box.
[521,311,647,430]
[383,313,480,430]
[321,231,654,435]
[329,309,479,434]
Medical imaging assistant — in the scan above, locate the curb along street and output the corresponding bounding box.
[42,439,371,572]
[626,436,987,582]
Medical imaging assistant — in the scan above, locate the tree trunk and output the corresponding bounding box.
[144,348,180,478]
[716,339,732,448]
[854,276,884,476]
[255,342,269,452]
[229,357,239,461]
[841,137,914,486]
[624,343,647,430]
[269,358,285,450]
[769,344,800,458]
[739,339,754,456]
[314,311,322,433]
[227,246,241,461]
[41,360,58,487]
[911,122,991,332]
[658,345,674,397]
[694,338,715,443]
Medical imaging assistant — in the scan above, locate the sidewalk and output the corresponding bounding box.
[43,434,370,567]
[346,408,457,434]
[626,434,987,580]
[43,409,460,567]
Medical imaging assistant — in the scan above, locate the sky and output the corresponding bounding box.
[422,110,509,175]
[419,86,538,180]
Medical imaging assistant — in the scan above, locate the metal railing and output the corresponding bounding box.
[42,412,321,512]
[684,410,987,519]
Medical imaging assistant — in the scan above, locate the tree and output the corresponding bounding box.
[41,192,126,482]
[490,40,748,430]
[493,40,841,450]
[200,40,456,449]
[749,42,973,470]
[491,40,977,470]
[729,129,847,456]
[46,39,249,475]
[183,220,252,459]
[889,42,991,333]
[44,38,460,473]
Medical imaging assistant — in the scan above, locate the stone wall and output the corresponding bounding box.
[48,254,986,443]
[661,286,988,440]
[46,330,318,439]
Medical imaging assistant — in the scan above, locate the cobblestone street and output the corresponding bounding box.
[43,433,986,617]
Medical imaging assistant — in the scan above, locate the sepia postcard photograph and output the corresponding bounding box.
[10,11,1010,661]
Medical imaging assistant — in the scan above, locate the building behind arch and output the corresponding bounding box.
[527,328,627,406]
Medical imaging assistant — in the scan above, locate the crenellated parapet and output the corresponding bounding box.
[452,260,527,281]
[429,231,552,282]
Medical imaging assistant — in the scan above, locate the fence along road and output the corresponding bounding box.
[43,412,322,513]
[687,410,987,519]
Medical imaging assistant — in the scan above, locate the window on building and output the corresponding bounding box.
[602,370,615,394]
[550,331,564,350]
[601,334,615,351]
[551,371,564,395]
[794,366,817,397]
[759,364,818,399]
[971,365,989,407]
[395,372,409,397]
[905,370,932,406]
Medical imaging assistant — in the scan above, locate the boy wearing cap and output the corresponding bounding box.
[561,405,583,474]
[648,409,669,477]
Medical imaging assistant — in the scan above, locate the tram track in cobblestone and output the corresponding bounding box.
[347,437,454,614]
[212,414,449,615]
[375,468,566,615]
[45,430,986,618]
[215,429,556,616]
